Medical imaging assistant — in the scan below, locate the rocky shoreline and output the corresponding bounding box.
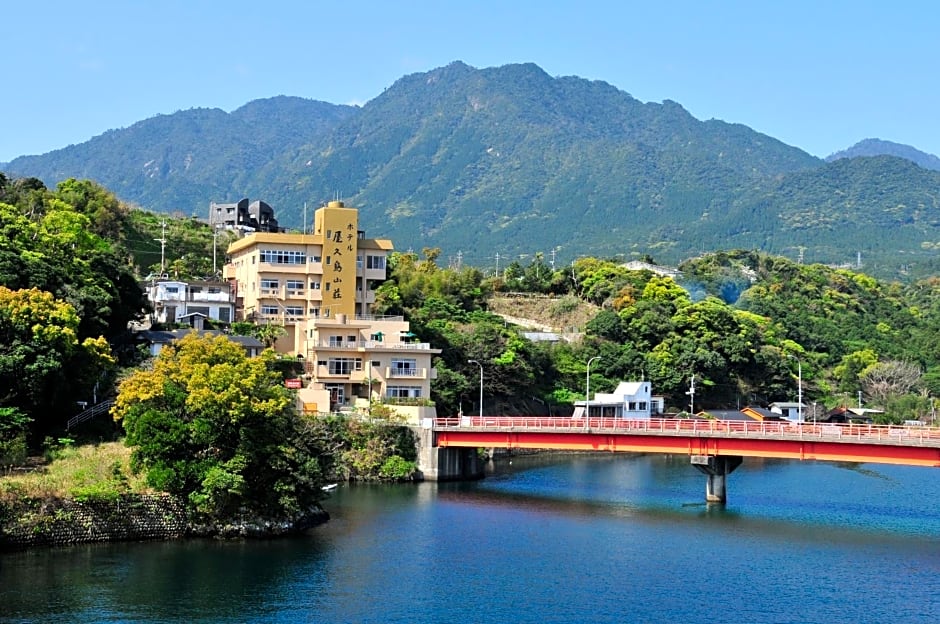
[0,493,329,552]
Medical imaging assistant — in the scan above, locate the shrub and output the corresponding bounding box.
[379,455,416,480]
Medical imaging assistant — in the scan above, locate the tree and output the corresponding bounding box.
[112,333,325,520]
[254,324,287,349]
[0,286,114,440]
[859,360,922,406]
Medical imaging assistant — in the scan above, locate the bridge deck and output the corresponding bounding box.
[432,417,940,467]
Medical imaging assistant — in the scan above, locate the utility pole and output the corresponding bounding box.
[156,220,168,276]
[212,226,219,277]
[494,252,501,279]
[686,374,696,415]
[549,248,557,271]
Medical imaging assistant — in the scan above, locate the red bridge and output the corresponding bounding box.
[431,416,940,502]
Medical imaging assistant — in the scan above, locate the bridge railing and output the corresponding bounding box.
[433,416,940,446]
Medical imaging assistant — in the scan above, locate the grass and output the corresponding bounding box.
[0,442,151,502]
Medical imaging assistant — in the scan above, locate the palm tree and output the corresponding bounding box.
[255,323,287,348]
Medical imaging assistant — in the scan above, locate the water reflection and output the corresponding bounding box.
[3,452,940,624]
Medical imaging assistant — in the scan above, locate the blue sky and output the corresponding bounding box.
[3,1,938,163]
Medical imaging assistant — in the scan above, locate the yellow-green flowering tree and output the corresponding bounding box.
[113,333,325,520]
[0,286,114,440]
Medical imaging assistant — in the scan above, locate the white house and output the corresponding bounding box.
[146,279,235,326]
[574,381,665,419]
[769,401,806,422]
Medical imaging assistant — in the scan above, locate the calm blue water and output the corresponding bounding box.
[2,453,940,623]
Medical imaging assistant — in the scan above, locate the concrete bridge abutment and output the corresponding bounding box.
[691,455,743,504]
[412,425,485,481]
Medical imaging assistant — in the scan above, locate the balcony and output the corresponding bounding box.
[188,292,233,303]
[315,340,364,350]
[366,341,435,351]
[386,367,429,380]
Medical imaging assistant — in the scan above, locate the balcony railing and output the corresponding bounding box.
[386,367,428,380]
[188,293,233,303]
[312,340,435,351]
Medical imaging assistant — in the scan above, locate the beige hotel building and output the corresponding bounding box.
[224,201,439,420]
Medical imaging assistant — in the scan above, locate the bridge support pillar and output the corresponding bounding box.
[691,455,743,504]
[411,425,485,481]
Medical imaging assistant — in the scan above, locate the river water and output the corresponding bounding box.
[2,453,940,623]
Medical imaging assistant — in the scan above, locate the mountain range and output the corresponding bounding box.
[4,61,940,281]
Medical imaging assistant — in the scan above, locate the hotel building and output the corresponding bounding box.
[224,200,439,419]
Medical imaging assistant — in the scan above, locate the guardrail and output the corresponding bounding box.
[66,400,115,431]
[432,416,940,447]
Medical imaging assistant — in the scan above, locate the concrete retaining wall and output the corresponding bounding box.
[0,494,188,551]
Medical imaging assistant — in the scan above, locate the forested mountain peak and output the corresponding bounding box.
[826,138,940,172]
[3,62,940,281]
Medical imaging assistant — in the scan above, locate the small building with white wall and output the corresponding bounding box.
[573,381,664,419]
[146,279,235,326]
[769,401,806,422]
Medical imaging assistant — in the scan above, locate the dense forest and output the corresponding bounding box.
[372,247,940,425]
[6,62,940,282]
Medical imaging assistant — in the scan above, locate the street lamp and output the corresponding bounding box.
[788,354,803,423]
[468,359,483,419]
[586,356,602,424]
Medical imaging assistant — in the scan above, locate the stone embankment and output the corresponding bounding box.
[0,494,328,551]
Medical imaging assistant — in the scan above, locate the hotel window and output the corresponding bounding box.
[260,305,279,315]
[286,280,304,291]
[285,306,303,316]
[308,255,322,263]
[260,250,305,264]
[261,278,279,290]
[391,358,417,375]
[328,358,361,375]
[310,281,321,290]
[386,386,422,399]
[366,255,386,270]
